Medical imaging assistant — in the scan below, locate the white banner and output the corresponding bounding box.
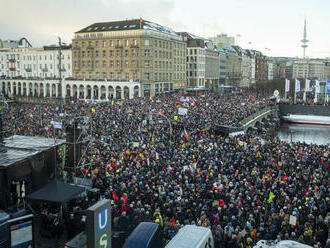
[178,107,188,116]
[180,96,188,102]
[51,121,62,129]
[305,79,311,91]
[285,79,290,92]
[295,79,301,92]
[315,80,320,93]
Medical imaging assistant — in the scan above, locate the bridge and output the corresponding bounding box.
[239,106,278,132]
[214,105,279,135]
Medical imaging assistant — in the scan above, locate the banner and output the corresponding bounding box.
[285,79,290,92]
[51,121,62,129]
[289,215,297,226]
[315,80,320,93]
[327,80,330,93]
[178,107,188,116]
[295,79,300,92]
[305,79,311,91]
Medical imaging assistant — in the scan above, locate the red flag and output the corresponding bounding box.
[283,176,287,182]
[171,217,175,227]
[112,191,119,201]
[156,109,164,115]
[122,193,127,204]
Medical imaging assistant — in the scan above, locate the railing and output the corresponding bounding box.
[239,106,275,126]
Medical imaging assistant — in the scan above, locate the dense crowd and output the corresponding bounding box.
[1,91,329,247]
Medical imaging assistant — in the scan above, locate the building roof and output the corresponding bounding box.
[0,135,65,167]
[75,19,180,37]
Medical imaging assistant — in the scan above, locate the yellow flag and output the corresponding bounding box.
[174,115,178,121]
[92,107,96,113]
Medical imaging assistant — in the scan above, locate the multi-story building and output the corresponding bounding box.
[218,43,241,86]
[178,32,219,90]
[72,19,187,97]
[0,45,72,79]
[292,59,325,80]
[267,59,275,80]
[325,59,330,80]
[217,47,226,85]
[232,46,252,87]
[253,50,268,82]
[209,34,235,46]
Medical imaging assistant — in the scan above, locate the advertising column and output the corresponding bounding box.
[86,199,111,248]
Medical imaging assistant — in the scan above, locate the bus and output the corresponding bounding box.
[165,225,214,248]
[123,222,164,248]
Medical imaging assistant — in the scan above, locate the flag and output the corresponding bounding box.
[92,107,96,113]
[315,80,320,93]
[156,109,164,115]
[171,217,175,227]
[174,115,178,121]
[327,80,330,93]
[268,191,275,203]
[122,193,127,204]
[295,79,300,92]
[112,191,119,201]
[181,128,189,139]
[285,79,290,92]
[305,79,311,91]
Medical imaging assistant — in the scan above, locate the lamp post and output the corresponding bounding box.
[58,37,62,98]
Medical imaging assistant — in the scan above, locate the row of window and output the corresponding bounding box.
[74,71,185,81]
[75,39,185,50]
[73,60,184,71]
[0,54,70,61]
[2,63,70,70]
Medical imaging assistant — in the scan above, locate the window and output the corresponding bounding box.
[144,39,150,46]
[110,60,114,67]
[96,72,99,80]
[117,72,121,80]
[103,60,106,67]
[95,61,99,68]
[103,50,106,57]
[125,61,128,67]
[116,60,120,67]
[103,41,106,47]
[134,39,137,46]
[116,50,120,57]
[110,72,114,80]
[155,73,158,81]
[144,50,150,56]
[125,73,129,81]
[144,72,150,80]
[95,41,99,47]
[133,72,137,81]
[103,72,106,79]
[89,72,92,79]
[125,40,128,46]
[125,50,128,57]
[83,72,86,79]
[82,51,85,57]
[109,50,113,57]
[109,40,113,47]
[131,60,135,66]
[116,40,121,46]
[95,51,99,57]
[75,72,79,78]
[131,49,135,56]
[145,60,150,67]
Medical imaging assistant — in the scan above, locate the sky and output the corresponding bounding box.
[0,0,329,58]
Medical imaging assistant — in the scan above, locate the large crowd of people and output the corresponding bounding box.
[1,91,329,247]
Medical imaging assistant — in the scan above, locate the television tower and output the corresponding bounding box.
[301,18,308,59]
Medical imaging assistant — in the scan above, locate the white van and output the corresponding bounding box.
[254,240,313,248]
[165,225,214,248]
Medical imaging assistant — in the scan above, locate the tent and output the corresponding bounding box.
[27,180,85,203]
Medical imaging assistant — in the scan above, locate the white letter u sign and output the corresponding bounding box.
[97,208,108,233]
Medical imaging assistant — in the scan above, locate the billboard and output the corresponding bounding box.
[8,214,34,248]
[86,199,111,248]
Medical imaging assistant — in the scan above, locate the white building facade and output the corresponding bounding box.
[0,79,141,100]
[0,46,72,79]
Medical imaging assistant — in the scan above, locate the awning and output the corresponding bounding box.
[27,180,85,203]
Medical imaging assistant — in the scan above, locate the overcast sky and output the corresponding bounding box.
[0,0,329,58]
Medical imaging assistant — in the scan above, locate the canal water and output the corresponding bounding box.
[277,123,330,145]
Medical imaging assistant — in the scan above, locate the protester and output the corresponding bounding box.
[2,91,329,247]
